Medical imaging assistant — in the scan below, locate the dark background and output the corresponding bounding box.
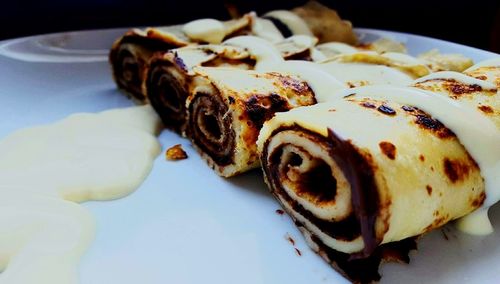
[1,0,499,53]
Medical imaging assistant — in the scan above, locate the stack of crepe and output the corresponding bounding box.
[109,1,357,101]
[257,59,499,281]
[108,2,499,282]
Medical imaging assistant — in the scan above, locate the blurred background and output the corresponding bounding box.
[1,0,499,52]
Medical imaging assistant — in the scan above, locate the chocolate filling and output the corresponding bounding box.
[262,16,293,38]
[326,128,380,259]
[114,47,144,99]
[311,233,416,283]
[146,61,188,133]
[188,93,235,166]
[261,125,414,282]
[110,34,175,100]
[263,128,362,241]
[292,156,338,203]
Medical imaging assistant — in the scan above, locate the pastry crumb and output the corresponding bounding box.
[166,144,188,161]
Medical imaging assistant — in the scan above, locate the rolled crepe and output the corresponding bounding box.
[326,51,432,78]
[257,61,499,282]
[313,38,407,61]
[109,27,189,100]
[464,58,500,87]
[110,16,253,100]
[314,41,474,73]
[170,46,437,176]
[418,49,474,72]
[317,57,420,89]
[145,44,254,133]
[264,1,357,44]
[413,70,499,126]
[111,1,358,100]
[185,66,316,177]
[145,36,323,133]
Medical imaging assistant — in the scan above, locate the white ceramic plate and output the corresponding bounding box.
[0,28,499,284]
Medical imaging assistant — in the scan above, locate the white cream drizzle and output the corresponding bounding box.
[315,42,358,57]
[414,71,498,90]
[224,35,414,102]
[182,19,226,44]
[223,36,284,70]
[380,52,428,66]
[333,85,500,235]
[0,105,162,283]
[285,35,318,49]
[251,17,285,43]
[320,62,414,87]
[263,10,313,36]
[265,60,345,102]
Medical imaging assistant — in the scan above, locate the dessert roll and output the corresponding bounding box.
[464,58,500,87]
[145,35,321,133]
[413,71,499,126]
[329,50,473,76]
[315,39,473,73]
[318,59,418,89]
[110,16,253,100]
[185,66,315,177]
[262,1,357,45]
[418,49,474,72]
[145,44,254,133]
[257,59,500,281]
[326,51,432,78]
[411,60,500,234]
[257,97,489,281]
[109,28,187,100]
[274,35,319,61]
[315,38,408,60]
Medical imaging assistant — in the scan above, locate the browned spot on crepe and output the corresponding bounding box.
[471,191,486,207]
[443,79,482,95]
[443,157,473,183]
[245,93,290,128]
[361,101,376,109]
[377,104,397,116]
[478,105,494,114]
[379,141,397,160]
[274,73,313,95]
[414,78,483,99]
[414,113,455,139]
[472,75,488,81]
[426,185,433,196]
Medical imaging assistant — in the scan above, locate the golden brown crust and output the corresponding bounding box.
[186,68,316,177]
[145,46,255,134]
[109,30,180,100]
[165,144,188,160]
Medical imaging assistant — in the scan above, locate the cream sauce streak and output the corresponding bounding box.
[251,17,285,43]
[263,10,313,36]
[182,19,226,44]
[0,105,162,283]
[224,36,284,70]
[224,36,412,101]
